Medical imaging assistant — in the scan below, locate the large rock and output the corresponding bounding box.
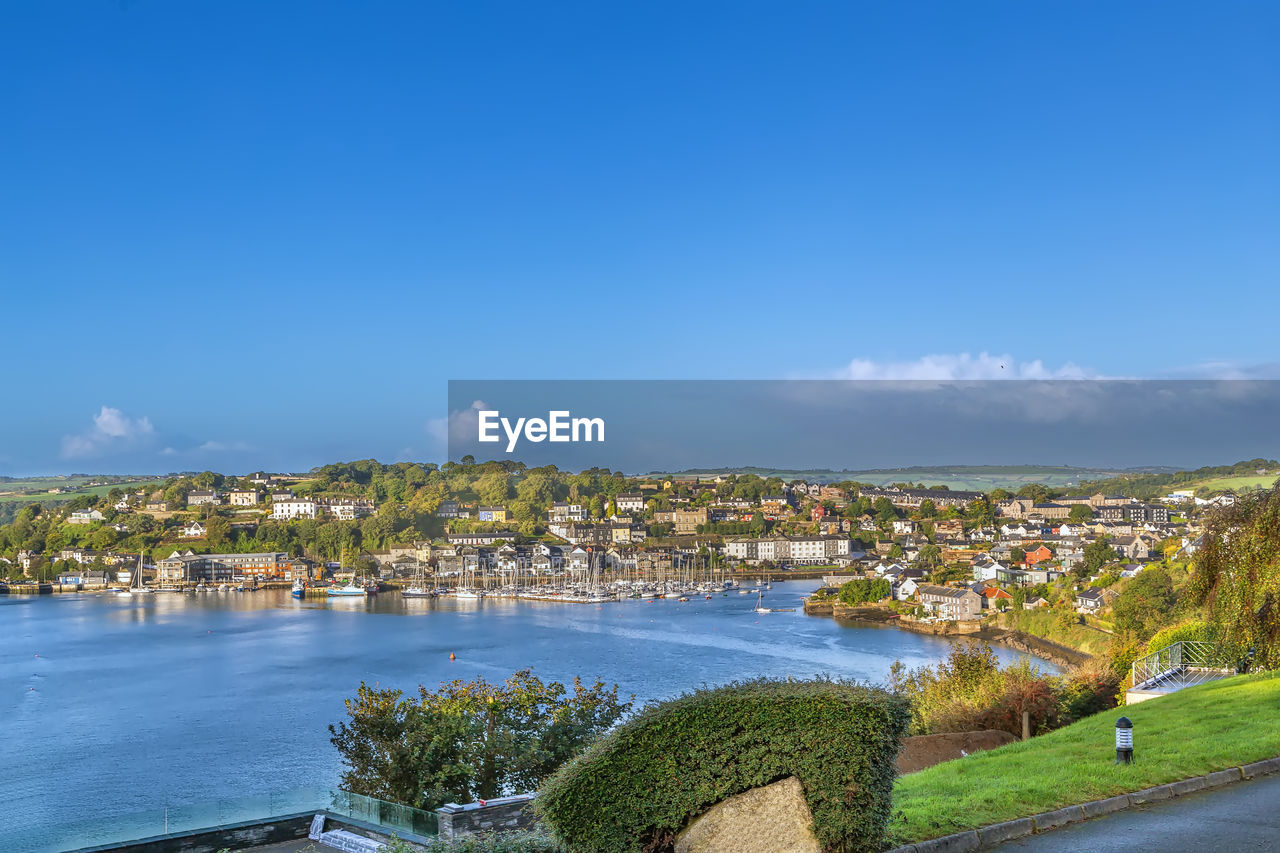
[675,776,820,853]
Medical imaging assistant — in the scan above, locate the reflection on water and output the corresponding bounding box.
[1,582,1051,852]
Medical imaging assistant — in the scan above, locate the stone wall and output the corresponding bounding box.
[68,812,315,853]
[436,794,537,840]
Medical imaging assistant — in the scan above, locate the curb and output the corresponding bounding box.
[887,755,1280,852]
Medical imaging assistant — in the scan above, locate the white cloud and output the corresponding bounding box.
[196,440,254,453]
[424,400,489,458]
[835,352,1097,381]
[61,406,156,459]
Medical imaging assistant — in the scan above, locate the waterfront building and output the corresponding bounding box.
[157,550,296,582]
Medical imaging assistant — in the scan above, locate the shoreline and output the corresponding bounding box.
[802,599,1092,669]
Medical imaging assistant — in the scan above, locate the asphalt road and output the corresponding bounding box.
[994,772,1280,851]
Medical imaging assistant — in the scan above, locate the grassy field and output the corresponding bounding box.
[0,480,162,504]
[1184,474,1278,494]
[890,673,1280,844]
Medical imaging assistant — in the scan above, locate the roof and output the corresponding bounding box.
[917,583,976,599]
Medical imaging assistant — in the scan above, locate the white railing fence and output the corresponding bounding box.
[1132,640,1234,690]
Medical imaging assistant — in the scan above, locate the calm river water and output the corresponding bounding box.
[3,581,1050,851]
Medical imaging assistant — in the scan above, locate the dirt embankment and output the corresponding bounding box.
[971,627,1093,668]
[897,730,1019,774]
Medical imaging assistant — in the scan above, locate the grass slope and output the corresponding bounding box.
[890,672,1280,845]
[996,609,1114,657]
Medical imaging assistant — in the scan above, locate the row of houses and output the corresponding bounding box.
[722,534,854,565]
[270,496,376,521]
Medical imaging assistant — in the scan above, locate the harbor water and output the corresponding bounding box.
[3,581,1053,851]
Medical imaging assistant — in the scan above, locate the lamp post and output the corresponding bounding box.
[1115,716,1134,764]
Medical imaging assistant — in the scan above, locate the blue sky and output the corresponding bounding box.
[1,1,1277,474]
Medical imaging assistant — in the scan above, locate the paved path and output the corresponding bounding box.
[994,772,1280,851]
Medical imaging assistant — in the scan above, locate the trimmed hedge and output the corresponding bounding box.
[535,678,911,853]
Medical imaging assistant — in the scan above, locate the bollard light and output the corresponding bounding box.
[1115,716,1134,765]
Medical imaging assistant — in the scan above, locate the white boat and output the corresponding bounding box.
[753,591,772,614]
[119,552,151,596]
[327,583,367,597]
[401,561,434,598]
[454,589,482,600]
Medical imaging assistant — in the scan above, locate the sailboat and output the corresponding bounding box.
[118,552,151,596]
[753,590,772,614]
[401,559,433,598]
[454,564,483,599]
[153,550,181,593]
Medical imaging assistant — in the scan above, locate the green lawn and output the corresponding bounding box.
[890,672,1280,845]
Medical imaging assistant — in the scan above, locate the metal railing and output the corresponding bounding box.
[1132,640,1233,691]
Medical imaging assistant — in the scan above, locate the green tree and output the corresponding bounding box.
[1111,566,1176,641]
[1016,483,1049,503]
[836,577,892,605]
[1068,504,1094,523]
[1192,487,1280,666]
[331,669,631,810]
[1079,538,1118,578]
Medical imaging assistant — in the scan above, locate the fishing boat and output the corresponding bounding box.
[327,582,367,597]
[291,579,306,598]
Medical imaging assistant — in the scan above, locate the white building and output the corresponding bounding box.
[68,509,106,525]
[615,493,645,513]
[272,498,318,520]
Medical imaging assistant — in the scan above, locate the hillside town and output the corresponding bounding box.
[0,461,1251,622]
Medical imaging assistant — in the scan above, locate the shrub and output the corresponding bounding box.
[889,643,1117,737]
[837,577,892,606]
[535,678,910,853]
[330,670,630,810]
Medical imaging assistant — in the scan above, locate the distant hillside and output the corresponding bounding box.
[653,465,1173,491]
[1079,459,1280,500]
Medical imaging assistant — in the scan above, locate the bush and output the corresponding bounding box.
[837,577,891,606]
[330,670,630,810]
[889,644,1117,738]
[535,678,910,853]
